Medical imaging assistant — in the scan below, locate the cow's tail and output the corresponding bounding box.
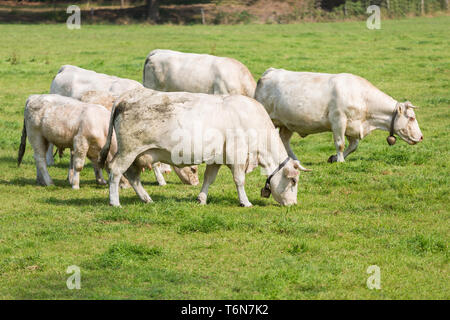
[142,55,149,85]
[17,118,27,167]
[99,101,119,169]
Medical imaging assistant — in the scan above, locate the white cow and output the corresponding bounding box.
[49,65,197,186]
[143,49,257,97]
[99,88,302,207]
[50,65,143,101]
[255,68,424,163]
[48,65,142,165]
[18,94,118,189]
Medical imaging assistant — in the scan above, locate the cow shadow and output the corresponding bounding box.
[42,191,271,208]
[42,194,197,207]
[1,177,68,187]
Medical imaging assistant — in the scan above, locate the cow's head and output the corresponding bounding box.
[262,159,300,206]
[175,165,199,185]
[392,101,423,145]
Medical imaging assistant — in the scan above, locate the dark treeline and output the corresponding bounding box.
[6,0,449,24]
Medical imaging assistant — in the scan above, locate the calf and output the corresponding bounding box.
[18,94,117,189]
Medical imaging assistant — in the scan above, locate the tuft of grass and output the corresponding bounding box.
[90,243,162,270]
[286,242,309,255]
[406,235,447,256]
[178,214,232,234]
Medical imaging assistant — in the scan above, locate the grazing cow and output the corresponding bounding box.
[18,94,118,189]
[49,65,197,186]
[255,68,424,163]
[99,88,302,207]
[143,49,257,97]
[47,65,143,166]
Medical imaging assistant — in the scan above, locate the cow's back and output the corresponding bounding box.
[26,94,109,148]
[256,68,341,134]
[114,88,269,153]
[50,65,142,100]
[143,50,256,96]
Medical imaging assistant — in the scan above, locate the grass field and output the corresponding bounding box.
[0,16,449,299]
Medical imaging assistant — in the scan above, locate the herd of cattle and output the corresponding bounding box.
[17,49,423,207]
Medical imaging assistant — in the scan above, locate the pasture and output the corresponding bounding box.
[0,16,449,299]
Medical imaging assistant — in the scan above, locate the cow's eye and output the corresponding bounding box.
[291,178,297,185]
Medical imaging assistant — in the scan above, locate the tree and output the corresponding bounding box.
[146,0,160,22]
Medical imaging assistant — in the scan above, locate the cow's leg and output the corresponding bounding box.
[329,119,347,163]
[197,164,221,205]
[123,164,152,203]
[159,163,172,174]
[87,149,106,185]
[228,164,252,207]
[153,163,167,186]
[343,136,359,159]
[67,150,74,184]
[71,134,92,190]
[108,153,139,207]
[46,143,54,166]
[90,157,107,185]
[104,152,130,189]
[30,135,53,186]
[119,176,131,189]
[279,126,299,161]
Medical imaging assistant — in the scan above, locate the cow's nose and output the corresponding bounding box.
[420,135,424,141]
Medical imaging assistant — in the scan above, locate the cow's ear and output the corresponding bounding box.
[283,166,299,178]
[397,103,404,114]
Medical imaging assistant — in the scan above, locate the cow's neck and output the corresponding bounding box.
[258,142,289,176]
[365,87,398,134]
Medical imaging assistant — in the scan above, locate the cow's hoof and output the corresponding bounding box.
[197,193,207,205]
[142,195,153,203]
[37,181,54,187]
[109,202,121,208]
[72,185,80,190]
[240,202,253,208]
[97,179,107,185]
[328,155,338,163]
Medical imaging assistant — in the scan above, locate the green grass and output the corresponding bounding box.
[0,17,449,299]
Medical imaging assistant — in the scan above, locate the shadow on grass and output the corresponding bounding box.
[41,192,274,208]
[2,177,112,188]
[0,155,20,166]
